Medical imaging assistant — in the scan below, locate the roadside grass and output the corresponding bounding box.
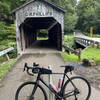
[81,46,100,65]
[93,34,100,38]
[61,52,78,62]
[62,34,100,65]
[0,56,7,63]
[83,32,100,38]
[61,34,78,62]
[62,46,100,65]
[0,59,16,83]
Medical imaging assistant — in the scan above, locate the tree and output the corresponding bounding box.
[0,0,78,33]
[0,1,11,21]
[47,0,78,32]
[76,0,97,33]
[93,1,100,33]
[64,0,78,32]
[64,13,77,32]
[0,0,27,21]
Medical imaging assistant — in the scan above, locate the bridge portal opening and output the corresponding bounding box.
[13,0,65,54]
[19,17,62,52]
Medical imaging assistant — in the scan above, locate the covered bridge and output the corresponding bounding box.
[13,0,66,54]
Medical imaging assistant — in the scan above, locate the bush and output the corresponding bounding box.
[0,21,17,61]
[64,34,76,48]
[8,44,17,58]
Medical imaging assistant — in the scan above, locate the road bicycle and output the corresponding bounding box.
[15,63,91,100]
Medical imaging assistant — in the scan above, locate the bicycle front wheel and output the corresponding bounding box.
[63,76,91,100]
[15,82,47,100]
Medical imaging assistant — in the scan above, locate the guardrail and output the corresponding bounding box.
[0,47,14,61]
[75,37,100,48]
[63,45,81,61]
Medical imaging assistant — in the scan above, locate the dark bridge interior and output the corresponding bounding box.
[19,17,62,51]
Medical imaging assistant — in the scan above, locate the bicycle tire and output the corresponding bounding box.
[63,76,91,100]
[15,81,48,100]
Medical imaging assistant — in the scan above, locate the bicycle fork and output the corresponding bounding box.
[29,75,40,100]
[29,83,38,100]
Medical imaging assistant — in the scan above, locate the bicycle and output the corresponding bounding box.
[15,62,91,100]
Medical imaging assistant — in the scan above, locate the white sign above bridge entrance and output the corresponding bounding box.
[24,2,53,17]
[15,0,65,27]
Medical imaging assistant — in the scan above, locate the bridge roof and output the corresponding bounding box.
[12,0,66,13]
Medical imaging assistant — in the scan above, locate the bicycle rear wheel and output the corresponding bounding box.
[15,82,47,100]
[63,76,91,100]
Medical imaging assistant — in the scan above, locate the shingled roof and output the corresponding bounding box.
[12,0,66,13]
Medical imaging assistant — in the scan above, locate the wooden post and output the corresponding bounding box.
[90,27,93,40]
[0,47,14,61]
[48,66,54,100]
[5,54,10,61]
[92,41,95,47]
[78,49,81,61]
[97,42,100,48]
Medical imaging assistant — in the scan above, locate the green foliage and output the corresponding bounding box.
[37,37,48,40]
[82,46,100,65]
[64,13,78,32]
[0,0,27,21]
[0,21,17,59]
[61,46,100,65]
[8,44,17,58]
[48,0,78,32]
[0,59,16,80]
[61,52,78,62]
[63,0,78,32]
[77,0,100,34]
[9,0,27,10]
[0,1,11,20]
[0,56,7,63]
[83,32,100,38]
[94,1,100,33]
[0,21,16,51]
[0,0,100,34]
[37,29,48,38]
[64,34,76,48]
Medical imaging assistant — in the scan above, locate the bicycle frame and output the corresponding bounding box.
[18,63,91,100]
[34,72,77,99]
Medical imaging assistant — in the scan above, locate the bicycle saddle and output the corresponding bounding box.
[60,64,74,67]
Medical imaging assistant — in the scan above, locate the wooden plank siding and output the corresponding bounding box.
[13,0,66,54]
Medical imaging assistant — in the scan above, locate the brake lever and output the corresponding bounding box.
[33,62,39,67]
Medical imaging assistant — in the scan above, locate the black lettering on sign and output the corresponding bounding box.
[24,11,52,17]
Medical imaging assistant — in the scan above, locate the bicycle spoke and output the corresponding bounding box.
[63,76,91,100]
[15,82,47,100]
